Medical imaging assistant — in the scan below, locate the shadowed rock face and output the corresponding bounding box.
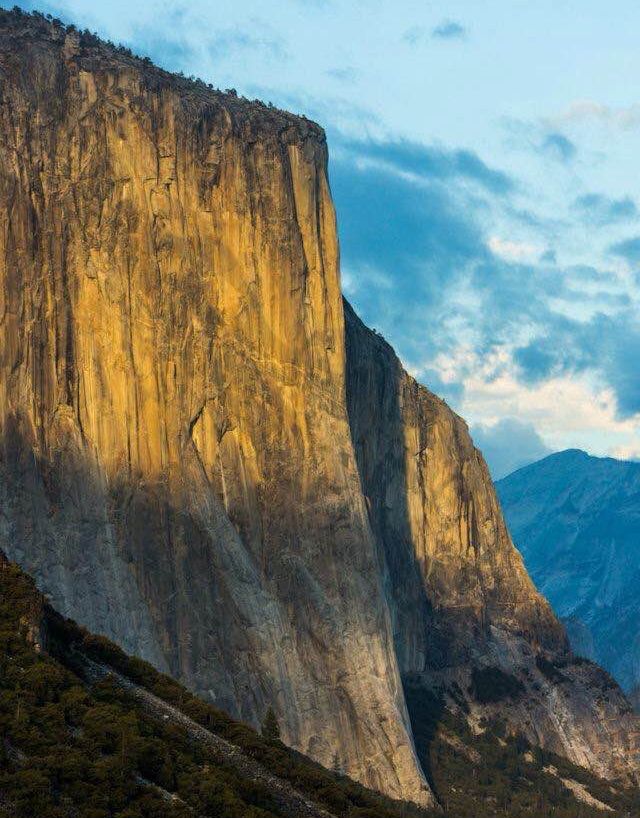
[0,10,638,802]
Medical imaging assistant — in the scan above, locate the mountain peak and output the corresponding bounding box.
[498,450,640,704]
[496,448,633,485]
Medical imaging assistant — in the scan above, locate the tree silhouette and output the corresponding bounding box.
[261,706,281,742]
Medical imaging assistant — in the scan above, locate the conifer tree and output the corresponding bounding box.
[261,706,281,742]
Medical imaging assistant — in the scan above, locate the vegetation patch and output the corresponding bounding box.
[0,553,429,818]
[535,655,567,684]
[4,548,639,818]
[469,666,526,704]
[404,681,640,818]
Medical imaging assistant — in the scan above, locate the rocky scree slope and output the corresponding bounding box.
[497,449,640,707]
[0,9,638,803]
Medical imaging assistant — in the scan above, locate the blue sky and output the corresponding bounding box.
[12,0,640,477]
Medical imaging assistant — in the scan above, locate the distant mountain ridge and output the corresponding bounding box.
[497,448,640,705]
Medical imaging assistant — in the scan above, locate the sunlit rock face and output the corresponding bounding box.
[0,11,638,802]
[497,449,640,707]
[0,15,432,806]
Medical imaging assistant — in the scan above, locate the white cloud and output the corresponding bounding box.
[488,236,541,262]
[610,444,640,461]
[426,345,640,459]
[546,100,640,131]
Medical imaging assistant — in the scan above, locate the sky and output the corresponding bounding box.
[11,0,640,478]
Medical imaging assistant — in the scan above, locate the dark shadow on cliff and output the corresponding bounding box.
[0,410,277,726]
[401,681,448,796]
[343,298,449,789]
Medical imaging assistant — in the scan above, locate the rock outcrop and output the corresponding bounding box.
[345,305,640,786]
[344,302,564,670]
[0,9,638,803]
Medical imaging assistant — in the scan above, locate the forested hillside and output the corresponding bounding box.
[1,550,639,817]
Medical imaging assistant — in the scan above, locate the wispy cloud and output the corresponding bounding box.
[402,19,467,45]
[208,27,288,61]
[401,25,425,45]
[432,19,466,40]
[513,310,640,419]
[325,66,357,83]
[574,193,637,225]
[609,236,640,266]
[547,100,640,131]
[540,132,577,162]
[488,236,541,262]
[339,138,515,195]
[501,118,579,165]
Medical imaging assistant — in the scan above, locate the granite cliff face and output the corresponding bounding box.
[0,13,430,805]
[0,10,638,804]
[497,450,640,706]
